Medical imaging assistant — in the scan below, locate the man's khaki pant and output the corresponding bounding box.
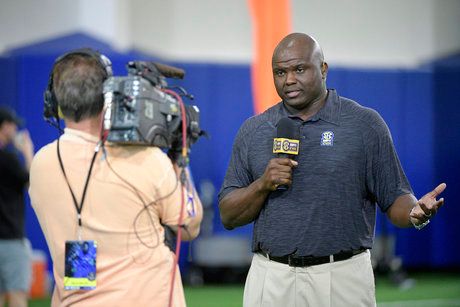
[243,250,376,307]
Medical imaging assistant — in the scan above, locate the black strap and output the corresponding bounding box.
[57,137,100,227]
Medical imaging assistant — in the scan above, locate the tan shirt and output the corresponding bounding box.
[29,128,202,307]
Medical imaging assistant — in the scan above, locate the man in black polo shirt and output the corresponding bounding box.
[0,106,34,307]
[218,33,446,306]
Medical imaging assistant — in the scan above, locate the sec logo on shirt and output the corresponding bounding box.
[320,131,334,146]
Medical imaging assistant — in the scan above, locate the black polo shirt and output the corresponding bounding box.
[219,89,412,257]
[0,147,29,239]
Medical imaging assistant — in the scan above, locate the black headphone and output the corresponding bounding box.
[43,48,113,121]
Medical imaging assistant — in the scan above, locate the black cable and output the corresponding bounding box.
[102,145,180,249]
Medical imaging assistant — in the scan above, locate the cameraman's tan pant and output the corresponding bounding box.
[243,250,376,307]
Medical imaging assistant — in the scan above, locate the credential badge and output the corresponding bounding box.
[320,131,334,146]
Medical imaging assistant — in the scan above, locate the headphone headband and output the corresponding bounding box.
[54,48,113,77]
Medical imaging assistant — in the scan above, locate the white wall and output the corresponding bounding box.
[129,0,252,63]
[79,0,132,51]
[1,0,459,67]
[292,0,438,67]
[0,0,80,51]
[433,0,460,60]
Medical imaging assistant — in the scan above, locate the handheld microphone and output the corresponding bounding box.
[273,117,300,190]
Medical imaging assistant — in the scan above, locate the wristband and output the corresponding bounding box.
[412,219,430,230]
[410,207,430,230]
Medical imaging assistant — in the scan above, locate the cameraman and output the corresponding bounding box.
[29,49,202,306]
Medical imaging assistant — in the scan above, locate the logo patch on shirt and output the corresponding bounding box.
[320,131,334,146]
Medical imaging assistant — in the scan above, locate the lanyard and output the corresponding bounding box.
[57,137,101,240]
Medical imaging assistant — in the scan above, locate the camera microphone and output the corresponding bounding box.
[153,63,185,79]
[273,117,300,190]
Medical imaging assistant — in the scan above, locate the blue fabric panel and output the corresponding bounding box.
[431,69,460,267]
[328,68,407,241]
[3,33,459,268]
[167,62,255,235]
[8,52,177,275]
[0,57,18,109]
[397,71,437,267]
[327,68,439,267]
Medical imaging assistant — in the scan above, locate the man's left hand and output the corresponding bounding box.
[409,183,446,226]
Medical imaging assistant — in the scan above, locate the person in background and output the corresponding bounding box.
[218,33,446,306]
[29,49,203,306]
[0,106,34,307]
[371,213,415,289]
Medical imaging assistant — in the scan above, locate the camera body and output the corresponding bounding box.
[103,61,203,149]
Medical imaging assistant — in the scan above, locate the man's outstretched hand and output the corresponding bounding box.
[409,183,446,226]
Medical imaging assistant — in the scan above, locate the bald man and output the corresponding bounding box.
[218,33,446,306]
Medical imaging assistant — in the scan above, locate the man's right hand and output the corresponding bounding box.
[219,158,298,229]
[260,158,298,191]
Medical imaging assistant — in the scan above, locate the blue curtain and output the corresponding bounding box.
[2,34,459,269]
